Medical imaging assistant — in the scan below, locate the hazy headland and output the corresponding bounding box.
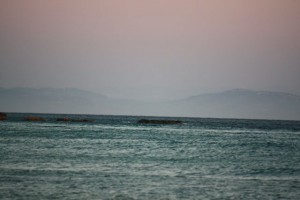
[1,87,299,121]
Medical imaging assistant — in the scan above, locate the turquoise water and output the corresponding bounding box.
[1,113,300,199]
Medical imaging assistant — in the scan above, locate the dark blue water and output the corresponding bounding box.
[1,113,300,199]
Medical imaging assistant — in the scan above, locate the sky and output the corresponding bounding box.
[0,0,299,100]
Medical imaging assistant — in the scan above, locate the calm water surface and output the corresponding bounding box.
[1,113,300,199]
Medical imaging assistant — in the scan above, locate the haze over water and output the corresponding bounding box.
[1,1,300,199]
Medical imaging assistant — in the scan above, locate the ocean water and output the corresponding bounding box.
[0,113,300,200]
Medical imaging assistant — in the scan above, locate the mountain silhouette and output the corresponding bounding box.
[0,88,299,120]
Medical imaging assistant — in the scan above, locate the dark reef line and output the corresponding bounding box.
[1,112,183,125]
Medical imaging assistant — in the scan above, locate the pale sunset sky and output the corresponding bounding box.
[0,0,299,100]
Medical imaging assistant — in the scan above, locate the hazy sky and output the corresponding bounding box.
[0,0,299,100]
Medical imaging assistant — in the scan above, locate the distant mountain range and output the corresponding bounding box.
[174,89,300,120]
[0,87,299,120]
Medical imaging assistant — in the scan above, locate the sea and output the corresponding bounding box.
[0,113,300,200]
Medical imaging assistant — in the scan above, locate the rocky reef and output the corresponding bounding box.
[0,112,7,120]
[138,119,182,125]
[24,116,46,122]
